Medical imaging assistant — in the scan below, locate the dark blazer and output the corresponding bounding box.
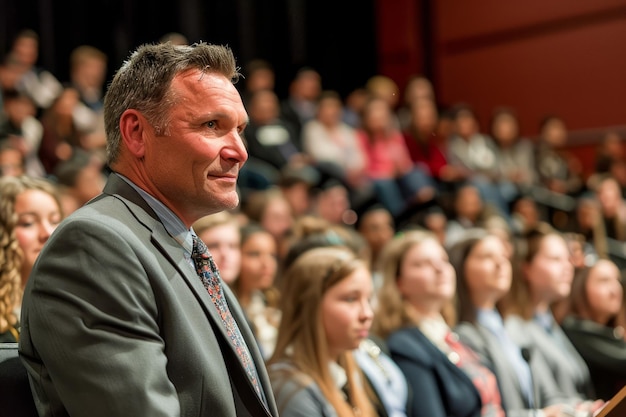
[387,326,482,417]
[19,174,279,417]
[561,315,626,401]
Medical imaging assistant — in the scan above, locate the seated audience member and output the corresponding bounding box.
[401,98,448,187]
[412,206,449,246]
[444,183,500,248]
[4,29,63,111]
[342,87,368,128]
[490,107,535,203]
[570,195,607,261]
[231,222,280,360]
[240,59,276,108]
[357,96,436,219]
[501,225,603,408]
[0,175,63,342]
[561,259,626,401]
[355,204,395,276]
[373,230,505,417]
[446,104,507,217]
[533,115,583,227]
[241,187,294,255]
[267,247,379,417]
[282,224,409,417]
[449,229,584,417]
[397,74,436,130]
[280,67,322,138]
[0,90,45,177]
[192,210,242,286]
[240,89,305,188]
[591,131,626,191]
[52,148,106,215]
[37,86,93,174]
[276,165,318,218]
[301,90,373,207]
[595,174,626,243]
[509,194,543,237]
[67,45,109,153]
[365,75,401,121]
[0,141,25,177]
[311,178,356,227]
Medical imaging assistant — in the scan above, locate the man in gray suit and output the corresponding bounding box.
[19,42,279,417]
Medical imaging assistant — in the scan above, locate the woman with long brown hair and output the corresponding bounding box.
[268,246,378,417]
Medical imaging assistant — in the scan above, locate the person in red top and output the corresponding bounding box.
[356,96,436,219]
[402,98,448,183]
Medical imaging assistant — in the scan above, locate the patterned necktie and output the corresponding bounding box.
[191,235,262,397]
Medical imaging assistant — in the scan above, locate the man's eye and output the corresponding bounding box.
[206,121,216,128]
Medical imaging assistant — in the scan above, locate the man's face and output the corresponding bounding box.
[142,69,248,225]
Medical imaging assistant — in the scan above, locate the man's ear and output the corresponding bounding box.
[119,109,147,158]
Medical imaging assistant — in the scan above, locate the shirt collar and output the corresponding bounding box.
[115,173,193,254]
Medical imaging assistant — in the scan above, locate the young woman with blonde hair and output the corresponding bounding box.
[268,246,378,417]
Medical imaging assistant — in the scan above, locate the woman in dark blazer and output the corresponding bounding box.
[373,230,504,417]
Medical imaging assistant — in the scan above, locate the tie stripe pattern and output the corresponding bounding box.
[191,235,261,396]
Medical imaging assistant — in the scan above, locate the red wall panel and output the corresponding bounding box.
[436,17,626,134]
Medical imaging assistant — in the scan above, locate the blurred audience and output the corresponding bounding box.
[449,229,580,417]
[357,96,436,219]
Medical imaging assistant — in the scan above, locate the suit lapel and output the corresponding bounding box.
[97,174,275,416]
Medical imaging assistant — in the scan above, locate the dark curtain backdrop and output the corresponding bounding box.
[0,0,377,100]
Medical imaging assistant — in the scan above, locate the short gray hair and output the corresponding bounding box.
[103,42,240,164]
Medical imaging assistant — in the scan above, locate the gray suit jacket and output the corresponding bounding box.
[455,321,572,417]
[19,174,279,417]
[505,314,595,400]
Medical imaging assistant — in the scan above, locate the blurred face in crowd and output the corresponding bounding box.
[260,196,293,242]
[199,222,241,285]
[525,234,574,304]
[358,208,394,257]
[316,184,350,225]
[541,117,567,148]
[249,90,280,125]
[363,98,392,133]
[291,70,321,101]
[586,259,623,325]
[322,265,374,360]
[455,186,483,222]
[239,230,277,292]
[491,112,519,146]
[463,235,512,306]
[15,189,62,281]
[597,177,623,218]
[397,238,456,311]
[0,147,25,177]
[316,96,343,127]
[410,99,438,136]
[455,109,478,139]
